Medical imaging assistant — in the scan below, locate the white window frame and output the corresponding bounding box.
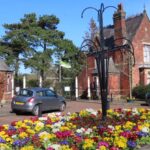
[143,45,150,63]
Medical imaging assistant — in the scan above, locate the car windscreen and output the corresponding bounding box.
[18,89,33,97]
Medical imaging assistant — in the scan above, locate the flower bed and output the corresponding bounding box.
[0,108,150,150]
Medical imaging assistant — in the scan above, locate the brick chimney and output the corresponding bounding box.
[113,4,130,96]
[113,4,127,46]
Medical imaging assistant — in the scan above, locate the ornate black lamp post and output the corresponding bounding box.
[81,3,135,120]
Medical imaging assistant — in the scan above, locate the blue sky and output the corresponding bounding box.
[0,0,150,46]
[0,0,150,73]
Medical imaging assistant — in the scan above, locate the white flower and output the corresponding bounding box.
[85,128,93,135]
[52,128,60,133]
[48,144,61,150]
[36,122,44,127]
[39,117,47,121]
[11,135,17,138]
[38,131,48,137]
[132,108,139,115]
[142,127,149,133]
[108,125,115,130]
[76,127,85,134]
[86,108,98,116]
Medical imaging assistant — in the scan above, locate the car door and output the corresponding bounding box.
[36,90,49,111]
[45,90,60,110]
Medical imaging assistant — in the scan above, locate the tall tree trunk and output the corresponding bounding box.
[42,42,47,86]
[14,54,19,87]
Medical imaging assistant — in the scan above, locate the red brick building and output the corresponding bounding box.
[78,4,150,99]
[0,59,13,102]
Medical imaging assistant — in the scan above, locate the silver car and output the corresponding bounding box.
[11,87,66,116]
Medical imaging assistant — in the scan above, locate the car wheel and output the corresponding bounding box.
[32,105,40,116]
[59,102,66,112]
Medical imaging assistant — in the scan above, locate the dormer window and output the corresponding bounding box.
[144,45,150,63]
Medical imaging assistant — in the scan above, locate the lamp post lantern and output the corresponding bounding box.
[81,3,135,120]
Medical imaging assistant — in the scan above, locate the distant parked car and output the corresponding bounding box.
[11,87,66,116]
[145,92,150,106]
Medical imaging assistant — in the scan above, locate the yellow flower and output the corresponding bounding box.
[60,126,70,131]
[66,122,76,129]
[140,115,147,119]
[103,137,111,142]
[19,132,28,139]
[70,112,78,119]
[60,145,73,150]
[82,139,95,150]
[34,121,44,132]
[21,145,34,150]
[46,124,51,128]
[138,108,145,113]
[0,143,10,150]
[114,136,127,149]
[123,121,135,130]
[115,125,121,130]
[79,110,89,117]
[99,145,107,150]
[93,126,97,130]
[3,125,9,130]
[0,131,6,136]
[39,131,56,141]
[16,121,23,128]
[26,129,35,135]
[5,137,13,144]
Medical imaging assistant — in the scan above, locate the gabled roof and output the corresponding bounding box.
[103,12,145,48]
[126,13,144,41]
[0,59,12,72]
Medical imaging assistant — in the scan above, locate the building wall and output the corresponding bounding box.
[0,71,12,102]
[78,56,95,97]
[0,72,5,101]
[132,13,150,86]
[108,73,120,95]
[78,7,150,98]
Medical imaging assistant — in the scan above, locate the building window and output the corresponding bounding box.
[94,59,97,69]
[147,71,150,84]
[144,45,150,63]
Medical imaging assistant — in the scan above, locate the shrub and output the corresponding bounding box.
[27,79,39,87]
[132,84,150,99]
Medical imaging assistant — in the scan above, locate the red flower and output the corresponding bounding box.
[110,146,119,150]
[11,121,17,126]
[30,116,38,122]
[32,135,42,148]
[17,127,27,133]
[0,125,4,132]
[92,136,99,142]
[45,118,52,124]
[6,130,16,136]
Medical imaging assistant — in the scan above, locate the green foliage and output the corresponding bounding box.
[132,84,150,99]
[0,13,83,88]
[27,79,39,87]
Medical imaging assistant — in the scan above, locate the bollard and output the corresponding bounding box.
[38,102,42,117]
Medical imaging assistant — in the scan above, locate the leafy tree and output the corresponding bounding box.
[0,13,83,88]
[0,24,29,86]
